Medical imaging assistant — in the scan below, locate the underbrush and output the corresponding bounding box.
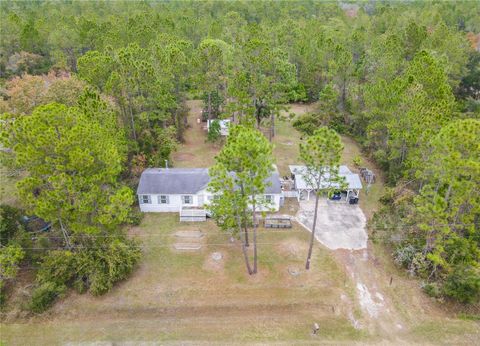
[371,188,480,304]
[27,237,141,312]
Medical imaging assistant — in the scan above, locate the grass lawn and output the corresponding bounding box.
[171,100,221,168]
[1,214,364,344]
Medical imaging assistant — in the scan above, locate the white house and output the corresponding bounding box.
[288,165,362,201]
[207,119,230,136]
[137,167,284,213]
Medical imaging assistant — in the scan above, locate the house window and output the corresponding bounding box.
[182,195,193,204]
[265,195,273,204]
[158,195,169,204]
[141,195,151,204]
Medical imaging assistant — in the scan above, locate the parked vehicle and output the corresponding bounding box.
[330,191,342,201]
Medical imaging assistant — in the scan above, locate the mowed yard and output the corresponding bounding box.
[2,102,479,345]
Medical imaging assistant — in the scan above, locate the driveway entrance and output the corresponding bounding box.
[295,197,368,250]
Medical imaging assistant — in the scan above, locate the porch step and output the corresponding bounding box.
[175,230,204,238]
[174,243,202,251]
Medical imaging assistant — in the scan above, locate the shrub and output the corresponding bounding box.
[394,244,417,268]
[207,119,221,142]
[81,238,141,295]
[443,265,480,304]
[372,149,388,170]
[422,282,441,298]
[72,277,88,294]
[287,83,307,102]
[292,113,322,135]
[352,155,363,168]
[0,244,25,280]
[0,204,22,246]
[379,187,396,205]
[128,208,143,226]
[0,281,6,308]
[31,237,141,312]
[29,282,65,313]
[36,250,76,286]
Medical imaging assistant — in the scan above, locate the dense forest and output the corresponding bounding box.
[0,0,479,311]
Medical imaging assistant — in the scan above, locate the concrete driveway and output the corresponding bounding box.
[295,197,368,250]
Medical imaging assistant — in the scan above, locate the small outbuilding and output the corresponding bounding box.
[207,119,231,136]
[288,165,362,202]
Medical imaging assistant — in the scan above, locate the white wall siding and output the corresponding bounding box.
[138,193,207,212]
[138,192,283,213]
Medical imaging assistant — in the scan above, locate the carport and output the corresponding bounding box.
[288,165,362,202]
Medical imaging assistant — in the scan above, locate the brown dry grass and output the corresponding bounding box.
[172,100,220,168]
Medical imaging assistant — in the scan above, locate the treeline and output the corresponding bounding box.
[0,0,479,308]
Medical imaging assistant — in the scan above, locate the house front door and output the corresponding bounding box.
[198,194,204,206]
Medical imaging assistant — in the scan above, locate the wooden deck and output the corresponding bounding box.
[179,207,207,222]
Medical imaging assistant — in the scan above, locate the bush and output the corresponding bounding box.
[443,265,480,304]
[78,238,141,296]
[292,113,322,135]
[128,208,143,226]
[31,237,141,312]
[352,155,363,168]
[36,250,76,286]
[29,282,65,313]
[0,281,6,308]
[422,282,441,298]
[373,149,389,170]
[0,204,22,246]
[207,119,221,142]
[379,187,396,205]
[394,244,417,268]
[287,83,307,102]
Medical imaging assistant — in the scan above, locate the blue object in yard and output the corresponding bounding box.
[20,215,52,232]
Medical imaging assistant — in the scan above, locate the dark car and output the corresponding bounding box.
[330,191,342,201]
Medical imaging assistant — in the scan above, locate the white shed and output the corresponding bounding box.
[207,119,231,136]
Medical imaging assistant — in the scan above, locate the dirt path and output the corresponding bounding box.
[172,100,220,168]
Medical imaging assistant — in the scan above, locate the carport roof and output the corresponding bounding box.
[289,165,362,190]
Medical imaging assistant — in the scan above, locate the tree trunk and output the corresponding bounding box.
[236,208,252,275]
[240,184,249,247]
[254,98,261,129]
[252,197,258,274]
[340,76,347,111]
[59,217,72,249]
[269,112,275,141]
[126,93,137,141]
[208,92,212,121]
[305,192,320,270]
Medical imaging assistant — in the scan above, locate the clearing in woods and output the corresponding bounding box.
[1,102,479,345]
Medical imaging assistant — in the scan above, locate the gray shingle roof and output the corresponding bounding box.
[137,168,210,195]
[137,168,282,195]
